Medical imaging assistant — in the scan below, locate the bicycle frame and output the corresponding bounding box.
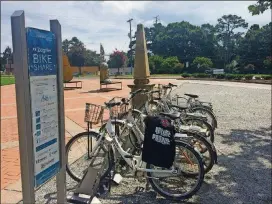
[104,118,178,176]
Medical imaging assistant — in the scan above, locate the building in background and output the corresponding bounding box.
[5,64,14,75]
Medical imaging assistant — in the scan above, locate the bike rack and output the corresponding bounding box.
[67,165,103,204]
[66,155,123,203]
[67,103,123,203]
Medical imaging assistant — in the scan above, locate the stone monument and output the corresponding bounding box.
[100,62,110,83]
[128,24,155,108]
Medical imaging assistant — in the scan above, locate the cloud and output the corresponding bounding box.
[1,1,271,54]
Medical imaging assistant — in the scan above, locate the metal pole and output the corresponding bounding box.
[50,20,66,203]
[11,10,35,203]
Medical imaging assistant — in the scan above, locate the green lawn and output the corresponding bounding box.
[1,75,15,86]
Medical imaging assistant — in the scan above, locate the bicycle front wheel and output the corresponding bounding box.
[66,131,113,182]
[146,141,204,201]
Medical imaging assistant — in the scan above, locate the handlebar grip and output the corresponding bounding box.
[169,83,177,87]
[162,85,171,89]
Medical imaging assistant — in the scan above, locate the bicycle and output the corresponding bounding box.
[153,83,218,131]
[66,97,205,200]
[133,88,215,143]
[116,90,217,174]
[160,83,214,112]
[66,88,215,182]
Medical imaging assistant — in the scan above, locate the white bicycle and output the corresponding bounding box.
[66,97,205,201]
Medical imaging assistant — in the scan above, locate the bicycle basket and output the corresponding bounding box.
[108,97,129,119]
[84,103,105,124]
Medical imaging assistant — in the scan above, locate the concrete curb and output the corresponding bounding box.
[176,78,272,85]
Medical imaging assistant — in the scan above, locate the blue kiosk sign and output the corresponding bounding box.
[26,28,60,187]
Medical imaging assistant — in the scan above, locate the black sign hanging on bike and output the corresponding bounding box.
[142,116,176,168]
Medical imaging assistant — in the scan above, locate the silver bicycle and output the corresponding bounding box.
[66,97,205,201]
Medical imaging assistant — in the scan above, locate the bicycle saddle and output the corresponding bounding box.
[159,112,181,120]
[184,93,199,98]
[104,102,121,108]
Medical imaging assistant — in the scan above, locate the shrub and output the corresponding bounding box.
[192,57,213,73]
[233,74,244,80]
[224,74,234,80]
[181,73,191,78]
[161,56,180,74]
[244,74,253,80]
[261,75,272,80]
[255,76,261,80]
[215,74,225,79]
[173,63,185,74]
[148,55,164,74]
[194,73,210,78]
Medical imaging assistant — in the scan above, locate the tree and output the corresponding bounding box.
[67,37,85,74]
[107,49,128,75]
[84,49,100,66]
[148,55,164,74]
[215,14,248,67]
[1,46,13,71]
[263,56,272,73]
[100,43,106,63]
[62,37,100,74]
[244,64,255,74]
[237,23,272,73]
[161,56,180,74]
[248,0,272,15]
[192,57,213,72]
[62,39,71,55]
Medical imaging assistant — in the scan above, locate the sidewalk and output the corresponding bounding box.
[1,78,177,203]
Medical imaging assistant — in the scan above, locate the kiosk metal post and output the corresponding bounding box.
[11,10,35,203]
[11,10,66,203]
[50,19,66,203]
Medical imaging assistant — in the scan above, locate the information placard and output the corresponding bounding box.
[26,27,60,187]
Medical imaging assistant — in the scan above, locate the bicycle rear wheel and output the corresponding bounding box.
[176,130,217,174]
[189,106,217,130]
[146,141,204,201]
[183,118,215,143]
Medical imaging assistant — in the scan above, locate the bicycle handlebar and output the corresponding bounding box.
[169,83,177,87]
[105,88,162,108]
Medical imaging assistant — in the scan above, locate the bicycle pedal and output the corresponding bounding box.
[134,186,145,193]
[112,173,123,184]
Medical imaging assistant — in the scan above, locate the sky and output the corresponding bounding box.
[1,1,271,54]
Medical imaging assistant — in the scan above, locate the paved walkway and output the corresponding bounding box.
[0,78,177,203]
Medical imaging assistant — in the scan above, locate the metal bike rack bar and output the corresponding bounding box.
[67,166,102,204]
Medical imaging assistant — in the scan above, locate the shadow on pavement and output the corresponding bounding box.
[194,125,271,203]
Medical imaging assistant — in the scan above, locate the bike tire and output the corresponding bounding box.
[65,131,114,182]
[190,106,218,130]
[183,117,215,143]
[176,130,216,174]
[146,141,204,201]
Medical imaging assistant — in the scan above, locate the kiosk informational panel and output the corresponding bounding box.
[26,28,60,187]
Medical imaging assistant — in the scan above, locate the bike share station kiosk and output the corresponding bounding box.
[11,10,117,204]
